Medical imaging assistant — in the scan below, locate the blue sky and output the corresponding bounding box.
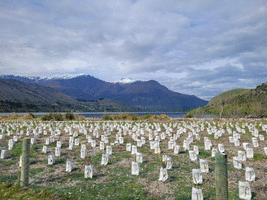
[0,0,267,100]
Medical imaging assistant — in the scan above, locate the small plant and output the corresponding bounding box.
[157,153,166,168]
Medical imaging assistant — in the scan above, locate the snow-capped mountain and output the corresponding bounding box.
[114,78,136,84]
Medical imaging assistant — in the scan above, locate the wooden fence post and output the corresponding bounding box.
[21,138,30,186]
[215,153,228,200]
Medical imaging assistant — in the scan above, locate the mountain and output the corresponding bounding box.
[0,78,140,112]
[0,75,208,111]
[192,83,267,118]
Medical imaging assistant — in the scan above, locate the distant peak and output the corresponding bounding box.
[114,78,136,84]
[45,73,87,80]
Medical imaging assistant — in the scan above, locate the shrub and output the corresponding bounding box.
[143,114,152,119]
[41,113,53,121]
[53,113,64,121]
[65,112,75,120]
[130,114,138,121]
[183,112,195,118]
[102,114,113,121]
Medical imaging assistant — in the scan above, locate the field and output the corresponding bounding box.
[0,118,267,199]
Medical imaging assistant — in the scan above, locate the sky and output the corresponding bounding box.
[0,0,267,100]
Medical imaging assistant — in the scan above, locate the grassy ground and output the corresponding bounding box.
[0,118,267,199]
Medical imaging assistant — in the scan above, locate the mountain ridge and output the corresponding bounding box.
[0,74,208,111]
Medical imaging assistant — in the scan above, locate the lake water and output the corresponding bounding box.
[0,112,216,119]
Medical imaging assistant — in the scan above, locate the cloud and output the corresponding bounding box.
[0,0,266,100]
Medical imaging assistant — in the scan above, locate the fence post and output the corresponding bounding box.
[215,153,228,200]
[21,138,30,186]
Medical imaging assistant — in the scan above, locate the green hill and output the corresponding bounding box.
[192,83,267,118]
[207,89,250,107]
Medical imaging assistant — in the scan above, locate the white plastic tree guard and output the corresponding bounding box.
[99,141,104,150]
[183,140,190,151]
[42,146,48,154]
[238,151,246,161]
[159,167,168,182]
[166,157,172,170]
[239,181,251,200]
[119,137,124,144]
[101,154,109,165]
[246,148,254,159]
[73,132,78,138]
[192,169,202,184]
[264,147,267,155]
[8,139,14,150]
[69,142,74,150]
[57,141,62,148]
[189,151,198,161]
[199,159,209,173]
[252,138,259,148]
[218,144,225,153]
[131,161,139,175]
[85,165,94,179]
[75,138,80,146]
[242,143,249,150]
[149,133,153,141]
[137,139,142,147]
[168,141,174,149]
[19,155,22,167]
[233,157,242,169]
[91,140,96,147]
[45,138,50,145]
[141,137,145,145]
[81,148,86,159]
[204,140,212,150]
[162,155,168,162]
[150,141,155,150]
[211,148,218,157]
[13,136,18,142]
[245,167,255,182]
[55,147,61,157]
[126,143,131,151]
[48,154,55,165]
[69,137,74,144]
[154,146,161,154]
[259,134,264,141]
[136,153,143,163]
[66,159,73,172]
[106,146,112,155]
[174,145,180,154]
[234,140,240,147]
[194,145,199,155]
[229,136,234,143]
[132,145,137,154]
[195,134,200,141]
[192,187,203,200]
[1,149,7,159]
[154,140,160,147]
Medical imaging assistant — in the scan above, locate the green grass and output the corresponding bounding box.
[198,149,211,159]
[10,143,22,157]
[0,181,67,200]
[30,168,45,174]
[253,153,267,161]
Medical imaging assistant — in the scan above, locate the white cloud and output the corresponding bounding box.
[0,0,266,100]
